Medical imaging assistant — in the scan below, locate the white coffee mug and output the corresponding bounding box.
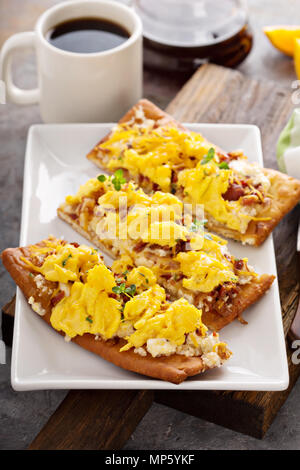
[0,0,143,122]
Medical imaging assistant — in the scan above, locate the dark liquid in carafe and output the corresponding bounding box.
[47,17,130,53]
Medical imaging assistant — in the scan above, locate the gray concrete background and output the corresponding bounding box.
[1,0,300,449]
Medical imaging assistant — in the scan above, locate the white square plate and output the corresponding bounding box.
[11,123,289,391]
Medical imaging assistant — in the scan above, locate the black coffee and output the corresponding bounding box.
[47,17,130,53]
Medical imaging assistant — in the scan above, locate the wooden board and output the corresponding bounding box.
[2,63,300,445]
[155,63,300,438]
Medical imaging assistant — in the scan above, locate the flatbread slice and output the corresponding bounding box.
[2,239,231,384]
[57,178,275,330]
[87,99,300,246]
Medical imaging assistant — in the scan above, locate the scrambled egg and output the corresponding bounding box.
[96,122,271,233]
[176,251,237,292]
[23,241,100,283]
[51,264,121,339]
[65,178,104,205]
[27,240,208,354]
[101,125,213,192]
[120,298,207,352]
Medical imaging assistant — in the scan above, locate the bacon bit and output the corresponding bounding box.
[171,170,178,183]
[218,153,230,162]
[241,195,259,206]
[134,241,147,253]
[152,183,160,191]
[51,291,65,307]
[234,259,244,271]
[98,147,110,153]
[70,242,80,248]
[108,292,118,300]
[69,213,78,220]
[175,239,186,254]
[149,244,170,252]
[222,183,245,201]
[161,273,172,280]
[228,150,245,160]
[213,331,217,337]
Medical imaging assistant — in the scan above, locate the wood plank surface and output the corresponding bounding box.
[2,298,154,450]
[156,63,300,438]
[28,389,153,450]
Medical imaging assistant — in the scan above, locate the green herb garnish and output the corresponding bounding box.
[218,161,229,170]
[112,283,136,298]
[62,254,72,267]
[112,169,126,191]
[201,147,215,165]
[97,174,106,182]
[86,316,93,324]
[171,183,177,194]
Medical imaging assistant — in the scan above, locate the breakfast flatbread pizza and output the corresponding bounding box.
[57,176,275,331]
[2,237,232,384]
[87,99,300,246]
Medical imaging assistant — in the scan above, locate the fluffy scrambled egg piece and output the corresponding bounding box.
[24,241,100,284]
[101,125,213,192]
[177,161,249,232]
[51,265,122,339]
[176,251,238,293]
[120,298,207,352]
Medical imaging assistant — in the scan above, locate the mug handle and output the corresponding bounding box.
[0,31,40,105]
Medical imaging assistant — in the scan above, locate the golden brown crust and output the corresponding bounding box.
[86,99,300,246]
[1,244,211,385]
[57,208,275,331]
[201,274,275,330]
[87,99,182,164]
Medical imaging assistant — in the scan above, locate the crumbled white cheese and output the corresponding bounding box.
[64,335,71,342]
[59,282,70,297]
[146,338,177,357]
[134,106,155,129]
[134,347,147,357]
[176,344,199,357]
[116,321,135,338]
[238,275,252,285]
[202,352,222,368]
[28,296,46,316]
[229,159,271,192]
[198,334,219,354]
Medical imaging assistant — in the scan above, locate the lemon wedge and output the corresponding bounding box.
[263,26,300,57]
[294,38,300,79]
